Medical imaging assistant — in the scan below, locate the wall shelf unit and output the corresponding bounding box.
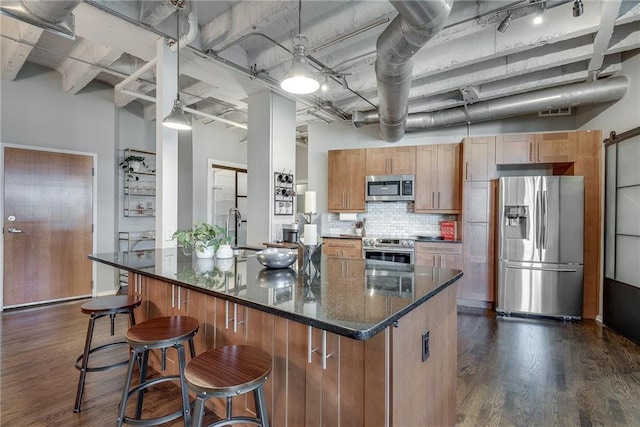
[122,148,156,217]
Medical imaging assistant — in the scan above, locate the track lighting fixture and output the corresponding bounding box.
[280,0,319,95]
[573,0,584,17]
[497,14,512,33]
[163,10,191,130]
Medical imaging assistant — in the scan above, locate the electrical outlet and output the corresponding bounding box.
[422,330,430,362]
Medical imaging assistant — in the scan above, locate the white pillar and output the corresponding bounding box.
[247,91,296,245]
[155,37,179,248]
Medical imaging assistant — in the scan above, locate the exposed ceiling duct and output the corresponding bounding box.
[0,0,82,39]
[354,75,630,131]
[375,0,453,142]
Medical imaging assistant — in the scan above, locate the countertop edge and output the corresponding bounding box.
[89,253,463,341]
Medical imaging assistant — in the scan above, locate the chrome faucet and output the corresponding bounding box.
[225,207,242,242]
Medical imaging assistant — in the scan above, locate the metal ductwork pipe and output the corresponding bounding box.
[375,0,453,142]
[405,76,630,130]
[0,0,82,39]
[354,76,630,131]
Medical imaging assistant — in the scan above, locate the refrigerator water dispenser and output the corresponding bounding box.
[504,205,528,239]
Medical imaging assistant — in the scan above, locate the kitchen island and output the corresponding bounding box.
[89,248,461,426]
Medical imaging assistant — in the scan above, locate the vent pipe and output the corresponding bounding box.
[354,76,630,131]
[375,0,453,142]
[0,0,82,39]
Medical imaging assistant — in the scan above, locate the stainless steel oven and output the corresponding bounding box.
[362,238,414,264]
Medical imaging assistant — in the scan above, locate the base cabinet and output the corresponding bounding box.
[135,275,457,426]
[322,238,363,258]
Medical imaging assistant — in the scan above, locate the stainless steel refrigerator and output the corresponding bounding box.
[497,176,584,319]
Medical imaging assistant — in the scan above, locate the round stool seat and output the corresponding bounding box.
[126,316,200,349]
[185,345,272,396]
[81,295,141,315]
[185,345,272,427]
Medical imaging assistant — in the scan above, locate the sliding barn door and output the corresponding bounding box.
[3,147,93,307]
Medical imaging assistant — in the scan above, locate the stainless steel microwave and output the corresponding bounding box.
[366,175,414,202]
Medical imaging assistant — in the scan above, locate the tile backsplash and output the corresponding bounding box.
[321,202,457,237]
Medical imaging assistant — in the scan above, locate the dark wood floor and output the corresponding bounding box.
[2,299,640,426]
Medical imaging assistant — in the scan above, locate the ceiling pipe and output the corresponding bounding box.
[169,12,198,52]
[375,0,453,142]
[0,0,82,39]
[353,75,630,131]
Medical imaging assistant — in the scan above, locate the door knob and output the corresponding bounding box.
[7,228,23,233]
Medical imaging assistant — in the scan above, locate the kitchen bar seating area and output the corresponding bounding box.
[2,293,640,426]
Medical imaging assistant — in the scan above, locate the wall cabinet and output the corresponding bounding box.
[328,149,366,212]
[322,238,363,259]
[414,143,461,213]
[365,146,416,175]
[495,132,577,164]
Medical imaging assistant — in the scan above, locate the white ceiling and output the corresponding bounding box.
[1,0,639,138]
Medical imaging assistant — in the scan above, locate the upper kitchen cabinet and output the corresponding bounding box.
[365,146,416,175]
[495,133,577,165]
[414,144,461,213]
[463,136,497,182]
[328,149,366,213]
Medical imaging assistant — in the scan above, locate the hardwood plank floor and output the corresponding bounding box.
[456,306,640,427]
[2,300,640,426]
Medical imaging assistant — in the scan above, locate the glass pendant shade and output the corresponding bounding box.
[280,44,319,95]
[163,98,191,130]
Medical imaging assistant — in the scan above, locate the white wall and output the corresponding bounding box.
[1,63,120,295]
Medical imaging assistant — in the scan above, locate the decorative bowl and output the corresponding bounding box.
[256,248,298,269]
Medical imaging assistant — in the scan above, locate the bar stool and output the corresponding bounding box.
[74,294,142,413]
[117,315,199,427]
[185,345,272,427]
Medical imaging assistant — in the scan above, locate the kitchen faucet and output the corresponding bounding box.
[226,207,242,243]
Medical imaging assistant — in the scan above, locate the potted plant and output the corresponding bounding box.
[354,218,365,236]
[172,222,226,258]
[215,233,235,259]
[120,155,152,180]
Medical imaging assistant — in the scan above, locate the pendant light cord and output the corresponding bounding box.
[176,10,181,101]
[298,0,302,38]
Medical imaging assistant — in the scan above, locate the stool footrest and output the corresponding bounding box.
[206,416,265,426]
[119,375,192,426]
[75,341,130,372]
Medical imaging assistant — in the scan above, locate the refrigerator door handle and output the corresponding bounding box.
[535,190,541,252]
[505,263,578,273]
[542,190,548,249]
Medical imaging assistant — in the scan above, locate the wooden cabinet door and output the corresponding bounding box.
[365,146,415,175]
[390,146,416,174]
[365,148,389,175]
[436,144,461,212]
[495,134,535,164]
[306,328,340,426]
[128,273,149,323]
[414,145,438,210]
[323,238,362,259]
[414,251,437,267]
[463,136,496,181]
[329,149,365,212]
[461,181,496,305]
[345,149,366,211]
[536,132,577,163]
[328,150,347,212]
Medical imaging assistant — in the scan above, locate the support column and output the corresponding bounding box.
[247,91,296,245]
[155,37,179,248]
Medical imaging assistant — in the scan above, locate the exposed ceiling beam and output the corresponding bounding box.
[0,17,43,81]
[588,0,622,79]
[57,38,122,93]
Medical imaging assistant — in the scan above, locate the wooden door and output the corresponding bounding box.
[328,150,347,212]
[390,146,416,174]
[3,147,93,307]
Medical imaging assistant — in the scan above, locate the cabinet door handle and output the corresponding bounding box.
[465,162,469,181]
[322,330,333,370]
[432,192,435,208]
[177,287,181,309]
[438,191,441,208]
[233,303,238,333]
[529,142,533,162]
[171,285,175,308]
[225,300,231,330]
[537,141,541,162]
[308,326,319,363]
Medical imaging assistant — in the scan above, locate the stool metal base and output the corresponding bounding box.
[74,307,136,413]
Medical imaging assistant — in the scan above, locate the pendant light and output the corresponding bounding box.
[280,0,319,95]
[163,10,191,130]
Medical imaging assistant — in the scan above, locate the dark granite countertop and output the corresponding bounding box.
[89,249,462,340]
